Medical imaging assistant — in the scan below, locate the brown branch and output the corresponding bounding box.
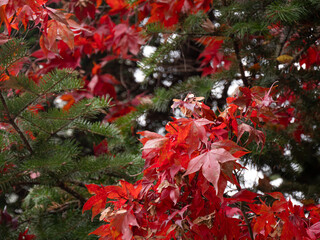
[0,93,33,154]
[276,26,292,57]
[47,200,80,213]
[233,40,249,87]
[284,32,320,71]
[66,180,87,188]
[57,181,86,205]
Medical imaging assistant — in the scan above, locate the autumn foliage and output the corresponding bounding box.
[83,89,320,239]
[1,0,320,239]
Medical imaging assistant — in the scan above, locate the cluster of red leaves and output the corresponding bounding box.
[0,0,229,123]
[276,81,320,143]
[142,0,212,27]
[197,37,232,76]
[84,87,320,239]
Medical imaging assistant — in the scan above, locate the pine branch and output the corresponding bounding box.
[14,70,79,120]
[44,105,91,142]
[0,92,33,154]
[19,115,52,135]
[57,181,86,205]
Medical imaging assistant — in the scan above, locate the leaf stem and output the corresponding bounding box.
[240,202,254,240]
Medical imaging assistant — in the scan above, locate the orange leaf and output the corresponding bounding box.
[60,94,75,111]
[0,5,11,35]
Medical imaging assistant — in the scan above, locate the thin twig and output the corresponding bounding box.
[233,39,249,87]
[57,181,86,205]
[240,202,254,240]
[18,115,52,135]
[66,180,87,188]
[15,69,76,119]
[277,26,292,57]
[0,93,33,153]
[284,32,320,71]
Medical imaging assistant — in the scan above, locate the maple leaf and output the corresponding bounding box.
[138,130,167,149]
[72,0,96,20]
[112,23,144,57]
[237,123,265,150]
[171,93,205,117]
[0,5,11,35]
[83,181,142,219]
[250,201,278,237]
[93,139,109,156]
[211,140,250,158]
[226,189,259,204]
[91,208,139,240]
[18,228,36,240]
[174,118,212,155]
[59,94,76,111]
[197,37,231,76]
[307,222,320,240]
[87,74,117,99]
[45,19,74,51]
[183,148,238,194]
[106,0,129,15]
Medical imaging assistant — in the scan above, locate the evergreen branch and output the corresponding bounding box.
[18,115,52,135]
[47,200,80,213]
[233,39,249,87]
[0,93,33,153]
[57,181,86,205]
[0,39,29,78]
[14,70,78,119]
[44,105,91,142]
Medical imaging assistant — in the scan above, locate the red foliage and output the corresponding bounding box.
[1,0,319,239]
[83,87,320,239]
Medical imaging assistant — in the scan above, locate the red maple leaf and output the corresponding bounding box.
[237,123,265,150]
[106,0,129,15]
[112,23,144,57]
[83,181,142,219]
[18,228,36,240]
[93,139,109,156]
[183,148,238,194]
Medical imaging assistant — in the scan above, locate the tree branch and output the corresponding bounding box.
[57,181,86,205]
[233,40,249,87]
[67,180,87,188]
[0,93,33,154]
[276,26,292,57]
[284,32,320,70]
